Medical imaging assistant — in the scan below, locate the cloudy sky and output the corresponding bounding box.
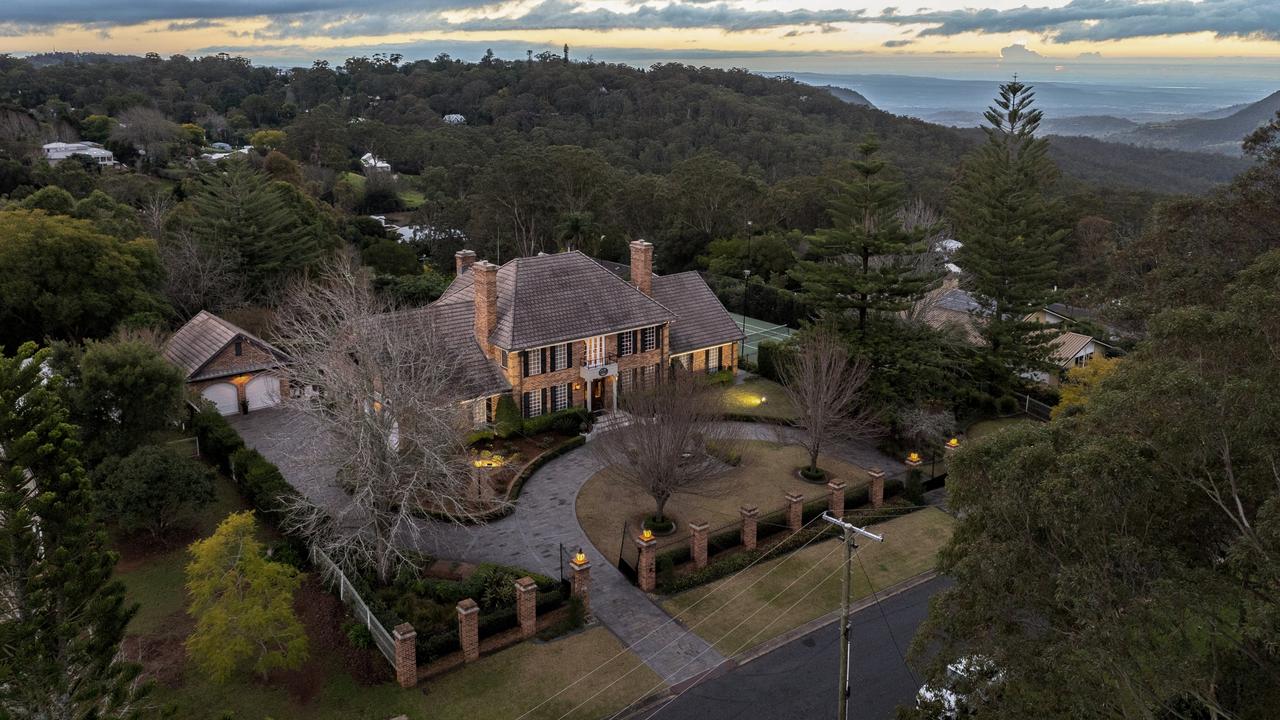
[3,0,1279,67]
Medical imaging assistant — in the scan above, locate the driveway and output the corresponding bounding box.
[229,411,907,686]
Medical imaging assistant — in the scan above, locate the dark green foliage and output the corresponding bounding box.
[995,395,1018,416]
[797,137,939,336]
[181,159,335,301]
[903,469,925,505]
[72,339,187,460]
[912,250,1280,718]
[521,407,590,436]
[21,185,76,214]
[101,445,215,538]
[755,340,790,382]
[494,394,522,439]
[705,369,736,386]
[344,621,374,650]
[372,270,451,306]
[191,405,245,473]
[0,343,149,716]
[657,524,841,595]
[0,210,167,350]
[229,447,297,516]
[361,239,420,276]
[951,80,1069,390]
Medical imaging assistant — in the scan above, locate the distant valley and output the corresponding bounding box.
[801,72,1278,157]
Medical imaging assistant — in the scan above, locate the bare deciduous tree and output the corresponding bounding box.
[591,372,736,524]
[139,193,174,241]
[273,254,482,584]
[780,326,880,477]
[159,231,245,319]
[109,107,182,163]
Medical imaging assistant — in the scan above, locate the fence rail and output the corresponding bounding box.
[1016,392,1054,422]
[310,546,396,666]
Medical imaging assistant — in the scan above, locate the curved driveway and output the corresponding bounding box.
[232,412,903,686]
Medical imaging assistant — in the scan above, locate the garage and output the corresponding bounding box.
[201,383,239,416]
[245,374,281,411]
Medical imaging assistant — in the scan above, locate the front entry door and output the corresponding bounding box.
[591,379,604,409]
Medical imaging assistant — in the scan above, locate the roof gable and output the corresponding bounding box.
[651,272,745,354]
[164,311,286,380]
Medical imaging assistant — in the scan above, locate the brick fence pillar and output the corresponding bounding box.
[869,468,885,509]
[569,550,592,610]
[827,480,847,519]
[690,521,709,569]
[515,576,538,640]
[740,506,759,551]
[636,534,657,592]
[457,598,480,663]
[785,492,804,532]
[392,622,417,688]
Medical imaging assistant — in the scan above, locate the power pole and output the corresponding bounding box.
[821,512,884,720]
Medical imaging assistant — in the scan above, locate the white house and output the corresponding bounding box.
[42,141,115,166]
[443,114,466,125]
[360,152,392,173]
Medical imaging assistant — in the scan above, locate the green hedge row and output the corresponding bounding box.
[469,406,591,445]
[432,434,586,525]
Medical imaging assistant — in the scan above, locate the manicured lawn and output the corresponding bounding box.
[342,171,425,210]
[661,507,955,656]
[116,474,250,635]
[151,626,663,720]
[577,440,872,565]
[718,378,796,421]
[118,475,661,720]
[966,416,1035,441]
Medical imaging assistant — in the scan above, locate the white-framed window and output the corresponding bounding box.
[619,368,633,395]
[551,384,571,411]
[523,390,543,418]
[550,343,572,371]
[527,349,543,376]
[471,398,488,425]
[707,346,721,372]
[641,326,658,352]
[618,331,634,356]
[586,335,606,367]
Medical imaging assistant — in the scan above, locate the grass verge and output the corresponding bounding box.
[717,378,796,422]
[660,507,955,656]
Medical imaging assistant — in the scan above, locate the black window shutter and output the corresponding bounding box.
[540,348,548,374]
[522,391,531,418]
[521,351,529,377]
[566,342,574,367]
[541,387,548,414]
[656,326,663,350]
[718,345,724,367]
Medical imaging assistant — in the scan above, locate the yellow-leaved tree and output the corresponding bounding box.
[185,511,308,682]
[1052,355,1119,419]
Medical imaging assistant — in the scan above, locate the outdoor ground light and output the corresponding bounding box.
[759,395,768,404]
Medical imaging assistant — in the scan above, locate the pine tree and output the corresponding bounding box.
[185,511,308,683]
[796,137,937,338]
[950,79,1069,388]
[185,159,330,300]
[0,343,148,718]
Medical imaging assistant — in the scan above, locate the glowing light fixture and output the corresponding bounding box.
[574,549,588,565]
[759,396,768,405]
[906,452,922,466]
[947,437,960,449]
[640,529,655,542]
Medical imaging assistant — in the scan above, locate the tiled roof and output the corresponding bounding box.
[163,311,285,381]
[376,303,511,401]
[437,252,676,350]
[651,272,745,354]
[1049,331,1095,366]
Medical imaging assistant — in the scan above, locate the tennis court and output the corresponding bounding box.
[729,313,794,362]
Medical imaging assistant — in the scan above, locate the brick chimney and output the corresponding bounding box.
[473,261,498,353]
[629,240,653,296]
[455,249,476,276]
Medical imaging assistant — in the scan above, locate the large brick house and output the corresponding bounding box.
[418,240,744,423]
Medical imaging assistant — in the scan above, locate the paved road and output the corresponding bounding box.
[635,576,952,720]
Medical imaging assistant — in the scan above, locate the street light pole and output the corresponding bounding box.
[821,512,884,720]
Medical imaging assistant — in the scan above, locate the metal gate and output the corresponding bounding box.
[616,520,639,581]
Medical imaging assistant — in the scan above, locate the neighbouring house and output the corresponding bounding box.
[42,141,115,165]
[1025,331,1114,386]
[443,114,466,125]
[163,311,289,416]
[360,152,392,173]
[399,241,744,425]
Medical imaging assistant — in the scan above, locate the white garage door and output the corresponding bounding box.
[245,374,281,412]
[201,383,239,416]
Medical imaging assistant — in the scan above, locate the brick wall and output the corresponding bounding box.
[186,339,285,410]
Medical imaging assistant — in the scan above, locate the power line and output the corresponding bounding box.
[855,546,920,686]
[511,513,831,720]
[559,530,846,720]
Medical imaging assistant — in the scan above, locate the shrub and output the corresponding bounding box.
[644,516,676,534]
[756,340,791,382]
[656,554,675,586]
[799,466,827,482]
[706,370,735,386]
[707,441,741,466]
[521,407,589,437]
[658,524,840,595]
[230,447,297,516]
[494,395,522,438]
[192,405,245,472]
[904,469,926,505]
[101,445,215,538]
[466,428,496,446]
[995,395,1019,416]
[345,621,374,650]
